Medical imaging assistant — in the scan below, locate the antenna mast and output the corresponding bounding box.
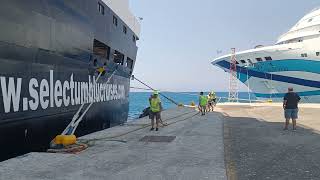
[228,48,238,102]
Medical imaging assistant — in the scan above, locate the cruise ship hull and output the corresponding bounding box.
[213,57,320,103]
[0,0,139,161]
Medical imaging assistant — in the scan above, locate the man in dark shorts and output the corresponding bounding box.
[283,87,301,130]
[149,91,162,131]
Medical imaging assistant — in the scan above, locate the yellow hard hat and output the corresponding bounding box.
[153,90,159,95]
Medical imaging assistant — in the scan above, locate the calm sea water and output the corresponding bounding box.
[128,92,256,119]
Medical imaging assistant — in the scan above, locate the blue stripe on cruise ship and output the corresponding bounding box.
[215,60,320,88]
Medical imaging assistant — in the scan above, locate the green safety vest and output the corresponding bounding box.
[200,95,208,106]
[150,97,161,112]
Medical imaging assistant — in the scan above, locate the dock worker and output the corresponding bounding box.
[149,91,162,131]
[212,91,217,106]
[199,92,208,116]
[207,91,216,112]
[148,94,167,127]
[283,87,301,131]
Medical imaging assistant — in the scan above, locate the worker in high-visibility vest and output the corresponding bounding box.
[199,92,208,116]
[211,91,217,106]
[207,91,217,112]
[149,91,162,131]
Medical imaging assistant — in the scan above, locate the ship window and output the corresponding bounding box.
[240,60,246,64]
[98,3,105,15]
[127,57,134,69]
[93,39,111,60]
[308,18,313,22]
[265,56,272,61]
[113,50,124,65]
[113,16,118,26]
[301,53,308,57]
[256,58,263,62]
[123,26,127,34]
[316,52,320,56]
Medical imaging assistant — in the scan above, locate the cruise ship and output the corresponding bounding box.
[212,8,320,103]
[0,0,140,161]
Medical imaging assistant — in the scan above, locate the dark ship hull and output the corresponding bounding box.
[0,0,138,161]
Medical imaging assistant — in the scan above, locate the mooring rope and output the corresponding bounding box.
[130,86,266,104]
[130,86,199,97]
[80,109,199,145]
[131,75,180,105]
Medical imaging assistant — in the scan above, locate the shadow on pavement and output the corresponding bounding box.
[222,115,320,180]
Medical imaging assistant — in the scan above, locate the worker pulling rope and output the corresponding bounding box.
[49,75,196,154]
[80,109,199,146]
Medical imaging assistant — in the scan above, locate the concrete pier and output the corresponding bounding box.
[2,103,320,180]
[0,107,227,180]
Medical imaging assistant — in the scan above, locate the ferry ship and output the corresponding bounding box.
[0,0,140,161]
[212,8,320,103]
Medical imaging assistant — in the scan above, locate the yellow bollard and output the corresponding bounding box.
[97,67,106,73]
[53,135,77,146]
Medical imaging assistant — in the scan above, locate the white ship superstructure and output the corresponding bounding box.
[212,8,320,102]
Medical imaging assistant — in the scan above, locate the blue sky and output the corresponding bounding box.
[129,0,319,92]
